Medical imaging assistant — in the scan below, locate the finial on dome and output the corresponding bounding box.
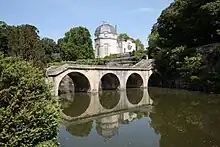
[102,21,107,24]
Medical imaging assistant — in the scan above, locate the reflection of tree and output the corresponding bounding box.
[149,88,220,147]
[99,91,120,109]
[66,121,93,137]
[136,112,144,120]
[60,93,91,117]
[126,88,143,104]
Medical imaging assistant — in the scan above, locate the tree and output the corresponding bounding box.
[149,0,220,49]
[0,22,46,68]
[58,26,94,61]
[147,0,220,93]
[0,55,60,146]
[118,33,132,41]
[0,21,9,55]
[135,39,145,51]
[40,37,60,62]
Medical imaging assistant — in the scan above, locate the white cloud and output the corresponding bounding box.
[129,7,155,14]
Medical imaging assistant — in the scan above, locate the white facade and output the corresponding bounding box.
[95,23,136,58]
[118,39,136,53]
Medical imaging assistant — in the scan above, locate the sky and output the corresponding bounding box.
[0,0,173,46]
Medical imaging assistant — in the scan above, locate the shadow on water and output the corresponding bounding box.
[99,90,120,109]
[60,93,91,117]
[126,88,144,104]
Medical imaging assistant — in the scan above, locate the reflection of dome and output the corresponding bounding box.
[96,115,120,139]
[95,23,117,36]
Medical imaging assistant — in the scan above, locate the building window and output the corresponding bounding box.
[97,48,100,56]
[96,43,100,56]
[104,43,108,54]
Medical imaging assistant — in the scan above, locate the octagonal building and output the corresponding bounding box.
[94,22,136,58]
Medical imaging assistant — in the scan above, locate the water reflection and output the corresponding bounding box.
[66,121,93,137]
[99,91,120,109]
[61,106,152,140]
[60,88,152,120]
[96,114,120,140]
[59,87,220,147]
[126,88,144,104]
[60,93,91,117]
[149,87,220,147]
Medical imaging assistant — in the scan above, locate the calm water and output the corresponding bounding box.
[59,87,220,147]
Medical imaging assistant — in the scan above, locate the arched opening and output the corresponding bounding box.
[148,72,162,87]
[148,72,163,102]
[126,73,143,88]
[126,88,144,105]
[99,91,120,109]
[58,72,91,117]
[58,72,90,95]
[100,73,120,90]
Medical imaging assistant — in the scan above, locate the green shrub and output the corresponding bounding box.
[0,56,60,146]
[104,54,119,59]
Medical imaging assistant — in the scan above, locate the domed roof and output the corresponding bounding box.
[95,23,117,36]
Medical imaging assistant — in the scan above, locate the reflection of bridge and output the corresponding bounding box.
[46,61,154,96]
[61,105,152,140]
[61,88,153,121]
[60,87,153,140]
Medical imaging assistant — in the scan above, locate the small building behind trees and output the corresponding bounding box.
[94,22,138,58]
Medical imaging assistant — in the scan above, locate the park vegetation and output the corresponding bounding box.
[0,21,96,146]
[148,0,220,93]
[0,52,60,146]
[0,21,95,68]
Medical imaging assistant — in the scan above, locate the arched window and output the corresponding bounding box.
[104,43,109,54]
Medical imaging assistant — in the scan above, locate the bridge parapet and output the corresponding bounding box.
[46,64,153,77]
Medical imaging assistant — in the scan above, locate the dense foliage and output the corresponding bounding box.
[0,21,95,67]
[58,26,95,61]
[0,54,60,146]
[135,39,145,51]
[148,0,220,93]
[40,37,61,63]
[0,22,46,68]
[118,33,134,41]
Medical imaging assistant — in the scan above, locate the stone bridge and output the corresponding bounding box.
[46,60,154,96]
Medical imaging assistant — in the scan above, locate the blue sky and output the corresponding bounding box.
[0,0,173,46]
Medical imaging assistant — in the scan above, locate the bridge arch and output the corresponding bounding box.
[126,73,144,88]
[99,73,120,90]
[148,71,162,87]
[55,70,92,96]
